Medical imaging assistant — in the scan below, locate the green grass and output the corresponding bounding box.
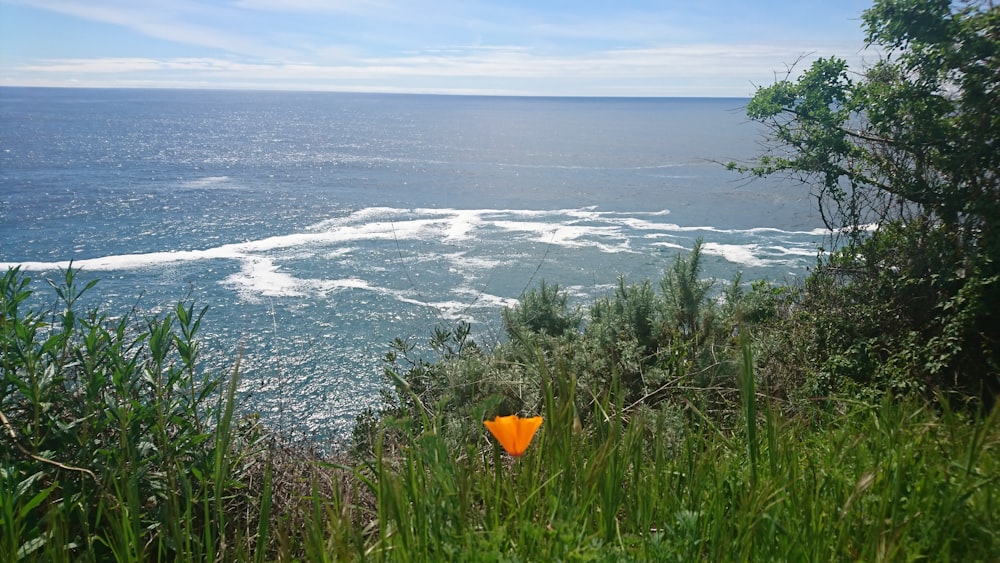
[3,267,998,561]
[1,267,263,561]
[323,353,998,562]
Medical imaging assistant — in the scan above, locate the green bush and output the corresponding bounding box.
[734,0,1000,406]
[0,267,259,562]
[502,280,582,339]
[362,241,755,446]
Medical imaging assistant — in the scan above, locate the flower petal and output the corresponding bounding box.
[484,415,517,455]
[512,416,543,456]
[484,415,542,457]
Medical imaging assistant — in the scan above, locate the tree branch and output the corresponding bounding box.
[0,409,99,484]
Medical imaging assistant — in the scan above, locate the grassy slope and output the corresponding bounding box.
[2,267,998,561]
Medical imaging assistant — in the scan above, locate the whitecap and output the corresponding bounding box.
[178,176,234,189]
[766,245,819,257]
[700,242,768,268]
[222,257,307,299]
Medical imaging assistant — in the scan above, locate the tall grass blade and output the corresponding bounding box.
[211,352,242,560]
[739,331,758,487]
[254,458,274,563]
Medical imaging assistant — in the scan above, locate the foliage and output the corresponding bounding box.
[659,238,715,338]
[0,267,261,562]
[731,0,1000,404]
[502,279,582,339]
[4,252,999,561]
[341,338,1000,562]
[578,239,742,410]
[361,241,747,452]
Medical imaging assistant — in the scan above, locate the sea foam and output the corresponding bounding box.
[2,206,827,309]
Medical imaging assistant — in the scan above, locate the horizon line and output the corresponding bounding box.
[0,83,754,100]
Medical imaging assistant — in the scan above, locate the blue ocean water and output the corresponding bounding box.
[0,87,824,440]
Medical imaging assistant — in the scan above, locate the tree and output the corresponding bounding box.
[733,0,999,404]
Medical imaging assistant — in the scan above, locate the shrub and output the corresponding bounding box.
[734,0,1000,406]
[0,267,259,561]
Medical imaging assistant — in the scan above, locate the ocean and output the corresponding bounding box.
[0,87,825,440]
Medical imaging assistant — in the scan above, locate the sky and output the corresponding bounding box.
[0,0,877,97]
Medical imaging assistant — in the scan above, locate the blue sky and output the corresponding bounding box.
[0,0,875,96]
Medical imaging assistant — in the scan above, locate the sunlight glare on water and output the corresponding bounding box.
[0,88,825,442]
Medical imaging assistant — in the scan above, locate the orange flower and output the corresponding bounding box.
[483,414,543,457]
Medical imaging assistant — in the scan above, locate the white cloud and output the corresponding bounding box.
[2,0,871,96]
[229,0,394,15]
[9,0,291,58]
[2,40,867,96]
